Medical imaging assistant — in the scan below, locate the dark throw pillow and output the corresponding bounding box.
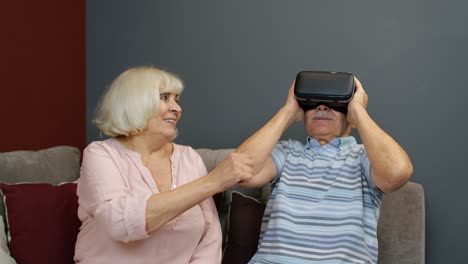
[222,192,266,264]
[0,182,80,264]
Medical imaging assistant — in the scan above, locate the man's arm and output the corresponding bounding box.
[348,78,413,193]
[236,82,303,188]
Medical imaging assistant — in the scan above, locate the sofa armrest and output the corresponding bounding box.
[378,182,425,264]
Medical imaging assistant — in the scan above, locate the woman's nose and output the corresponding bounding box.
[170,100,182,113]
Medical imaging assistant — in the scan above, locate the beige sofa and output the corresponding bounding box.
[0,146,425,264]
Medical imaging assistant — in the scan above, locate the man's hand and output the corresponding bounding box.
[347,77,368,127]
[283,80,304,126]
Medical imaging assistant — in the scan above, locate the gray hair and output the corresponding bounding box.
[93,66,184,137]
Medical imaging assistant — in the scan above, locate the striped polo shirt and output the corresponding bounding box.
[249,136,383,264]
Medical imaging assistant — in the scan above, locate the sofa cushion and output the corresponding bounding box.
[222,192,266,264]
[0,146,81,221]
[0,182,80,264]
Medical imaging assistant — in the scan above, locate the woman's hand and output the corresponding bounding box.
[208,152,254,191]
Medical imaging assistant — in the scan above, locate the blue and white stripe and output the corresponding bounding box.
[249,137,382,264]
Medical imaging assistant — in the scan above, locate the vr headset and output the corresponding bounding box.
[294,71,355,114]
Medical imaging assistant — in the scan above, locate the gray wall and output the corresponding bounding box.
[87,0,468,262]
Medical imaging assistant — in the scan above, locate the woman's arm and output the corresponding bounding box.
[78,144,151,242]
[145,150,253,233]
[80,142,253,240]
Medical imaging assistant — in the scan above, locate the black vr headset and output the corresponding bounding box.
[294,71,355,114]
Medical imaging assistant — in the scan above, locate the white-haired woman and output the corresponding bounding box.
[74,66,254,263]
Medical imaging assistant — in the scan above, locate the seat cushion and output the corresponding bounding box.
[0,216,15,264]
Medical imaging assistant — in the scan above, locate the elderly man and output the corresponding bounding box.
[235,77,413,264]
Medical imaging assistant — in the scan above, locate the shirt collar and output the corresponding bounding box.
[305,136,356,150]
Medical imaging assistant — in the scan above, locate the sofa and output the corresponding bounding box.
[0,146,425,264]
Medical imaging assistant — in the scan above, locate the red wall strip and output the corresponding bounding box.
[0,0,86,151]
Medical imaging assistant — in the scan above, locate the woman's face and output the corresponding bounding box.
[145,92,182,141]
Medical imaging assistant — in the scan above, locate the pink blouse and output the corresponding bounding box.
[74,138,222,264]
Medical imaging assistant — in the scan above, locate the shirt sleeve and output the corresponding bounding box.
[77,142,151,243]
[189,151,222,264]
[360,147,384,197]
[270,140,292,181]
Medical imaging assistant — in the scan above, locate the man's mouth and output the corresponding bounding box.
[313,117,333,120]
[312,111,335,120]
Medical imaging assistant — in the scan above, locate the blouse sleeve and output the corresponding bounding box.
[189,151,222,264]
[77,142,151,242]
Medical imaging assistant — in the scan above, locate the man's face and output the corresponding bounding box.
[304,104,350,144]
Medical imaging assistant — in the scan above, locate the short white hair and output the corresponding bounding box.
[93,66,184,137]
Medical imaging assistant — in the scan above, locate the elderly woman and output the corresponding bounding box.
[74,66,253,263]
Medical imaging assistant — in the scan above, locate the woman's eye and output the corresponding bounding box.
[160,95,168,100]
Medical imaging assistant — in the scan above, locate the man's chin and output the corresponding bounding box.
[308,129,334,137]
